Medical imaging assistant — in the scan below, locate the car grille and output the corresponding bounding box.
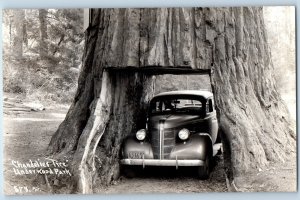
[151,125,176,159]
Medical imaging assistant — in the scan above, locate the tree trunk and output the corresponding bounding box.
[48,8,296,193]
[38,9,48,59]
[12,9,25,58]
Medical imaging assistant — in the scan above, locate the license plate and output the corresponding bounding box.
[128,152,144,159]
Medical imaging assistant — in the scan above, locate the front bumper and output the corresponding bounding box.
[120,158,204,168]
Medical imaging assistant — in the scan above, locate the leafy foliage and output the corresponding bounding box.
[3,9,84,104]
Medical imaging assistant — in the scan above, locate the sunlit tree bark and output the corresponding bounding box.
[48,8,296,193]
[39,9,48,59]
[12,9,25,58]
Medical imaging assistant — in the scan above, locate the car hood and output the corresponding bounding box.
[148,114,205,129]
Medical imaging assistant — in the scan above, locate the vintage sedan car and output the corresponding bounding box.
[120,90,219,179]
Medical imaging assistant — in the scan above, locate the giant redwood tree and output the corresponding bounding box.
[48,7,296,193]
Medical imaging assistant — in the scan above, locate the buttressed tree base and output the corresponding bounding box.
[48,7,296,193]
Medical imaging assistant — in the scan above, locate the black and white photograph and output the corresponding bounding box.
[2,6,296,194]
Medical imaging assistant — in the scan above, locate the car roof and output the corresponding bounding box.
[153,90,213,99]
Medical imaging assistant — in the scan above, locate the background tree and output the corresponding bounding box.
[38,9,48,60]
[48,7,296,193]
[264,7,296,120]
[3,9,84,103]
[12,9,25,58]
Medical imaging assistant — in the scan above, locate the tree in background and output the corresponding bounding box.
[38,9,48,60]
[263,7,296,120]
[3,9,84,103]
[12,10,25,58]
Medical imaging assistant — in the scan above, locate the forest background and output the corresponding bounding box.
[3,9,84,104]
[2,7,295,119]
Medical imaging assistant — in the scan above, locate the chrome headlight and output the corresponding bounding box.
[178,128,190,140]
[136,129,146,141]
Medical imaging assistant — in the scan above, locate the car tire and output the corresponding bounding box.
[197,157,210,180]
[122,166,137,178]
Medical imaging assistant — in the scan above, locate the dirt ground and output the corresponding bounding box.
[3,95,297,194]
[3,95,228,194]
[3,105,69,194]
[96,158,227,194]
[233,155,297,192]
[3,107,228,194]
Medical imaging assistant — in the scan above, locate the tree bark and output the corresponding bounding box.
[38,9,48,59]
[48,8,296,193]
[12,9,25,58]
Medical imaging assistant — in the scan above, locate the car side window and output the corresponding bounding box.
[151,98,203,114]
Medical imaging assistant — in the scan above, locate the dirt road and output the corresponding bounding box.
[3,101,228,194]
[3,106,69,194]
[97,157,227,194]
[4,98,295,194]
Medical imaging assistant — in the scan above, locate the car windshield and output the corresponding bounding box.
[150,96,204,115]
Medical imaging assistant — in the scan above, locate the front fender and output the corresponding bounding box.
[121,136,154,159]
[170,133,213,160]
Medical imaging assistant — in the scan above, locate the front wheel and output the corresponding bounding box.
[197,157,210,180]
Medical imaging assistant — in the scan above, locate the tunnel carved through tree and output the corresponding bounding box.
[47,8,296,193]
